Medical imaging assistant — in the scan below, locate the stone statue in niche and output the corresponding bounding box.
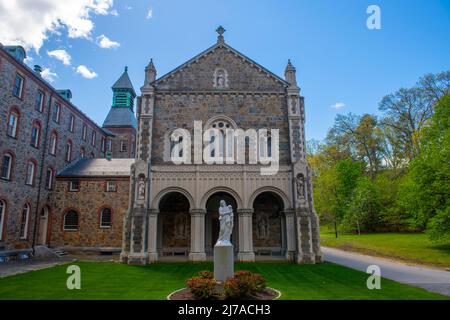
[217,70,225,87]
[137,176,146,200]
[257,214,269,240]
[296,174,305,199]
[214,69,227,88]
[174,214,187,239]
[216,200,233,245]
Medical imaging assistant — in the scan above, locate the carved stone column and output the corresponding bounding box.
[128,206,148,264]
[283,209,296,261]
[237,209,255,262]
[189,209,206,261]
[295,207,314,264]
[147,209,159,263]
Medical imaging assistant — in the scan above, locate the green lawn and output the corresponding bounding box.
[0,261,446,300]
[321,228,450,268]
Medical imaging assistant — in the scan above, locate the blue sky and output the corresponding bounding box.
[2,0,449,140]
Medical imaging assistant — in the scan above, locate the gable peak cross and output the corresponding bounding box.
[216,25,226,43]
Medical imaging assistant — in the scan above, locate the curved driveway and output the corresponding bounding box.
[322,246,450,296]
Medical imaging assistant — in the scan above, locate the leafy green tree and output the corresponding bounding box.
[397,95,450,240]
[344,176,381,234]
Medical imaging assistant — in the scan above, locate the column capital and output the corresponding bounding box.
[237,208,253,216]
[295,207,310,217]
[190,208,206,216]
[282,209,295,217]
[148,209,159,216]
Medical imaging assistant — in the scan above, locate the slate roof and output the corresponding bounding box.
[112,68,136,96]
[102,107,137,128]
[57,158,134,178]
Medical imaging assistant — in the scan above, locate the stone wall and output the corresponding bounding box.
[49,177,129,249]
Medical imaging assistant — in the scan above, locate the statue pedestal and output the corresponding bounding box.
[214,242,234,282]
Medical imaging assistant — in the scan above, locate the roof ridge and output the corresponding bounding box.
[152,42,289,86]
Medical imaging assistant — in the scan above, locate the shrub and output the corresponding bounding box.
[223,270,267,299]
[197,270,214,280]
[186,277,216,300]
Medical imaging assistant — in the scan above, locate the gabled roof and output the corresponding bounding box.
[103,107,137,128]
[112,67,136,96]
[57,158,134,178]
[152,41,290,87]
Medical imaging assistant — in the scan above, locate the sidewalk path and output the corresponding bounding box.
[0,258,69,278]
[322,246,450,296]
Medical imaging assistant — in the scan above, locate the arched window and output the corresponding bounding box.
[49,131,58,155]
[82,124,87,141]
[45,167,54,190]
[64,210,79,231]
[80,147,86,158]
[30,121,41,148]
[100,207,112,228]
[0,200,6,240]
[7,108,20,138]
[259,131,272,158]
[207,118,236,159]
[1,153,13,180]
[20,204,30,239]
[91,131,96,146]
[25,160,36,186]
[65,140,72,162]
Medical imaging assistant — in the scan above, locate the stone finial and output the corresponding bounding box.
[285,59,297,86]
[145,58,156,84]
[216,25,226,44]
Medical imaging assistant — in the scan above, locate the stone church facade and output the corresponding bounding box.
[121,28,322,264]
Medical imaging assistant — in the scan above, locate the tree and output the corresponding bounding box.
[345,176,381,234]
[379,70,449,161]
[328,113,383,177]
[397,95,450,240]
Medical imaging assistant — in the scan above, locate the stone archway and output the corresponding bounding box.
[252,192,285,257]
[205,192,239,255]
[157,192,191,257]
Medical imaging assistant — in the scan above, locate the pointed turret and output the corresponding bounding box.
[112,66,136,108]
[144,59,156,85]
[284,59,297,87]
[103,67,137,129]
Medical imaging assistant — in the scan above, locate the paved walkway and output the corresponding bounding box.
[322,246,450,296]
[0,258,71,278]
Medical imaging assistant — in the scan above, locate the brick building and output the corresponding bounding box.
[0,44,135,256]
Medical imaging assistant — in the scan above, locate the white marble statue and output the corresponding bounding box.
[216,200,234,245]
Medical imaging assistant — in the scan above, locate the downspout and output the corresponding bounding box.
[31,93,53,254]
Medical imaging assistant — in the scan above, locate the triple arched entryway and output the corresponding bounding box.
[154,186,290,261]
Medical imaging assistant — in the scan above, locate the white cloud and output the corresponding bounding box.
[146,8,153,19]
[41,67,58,82]
[331,102,346,109]
[96,34,120,49]
[76,65,98,79]
[125,5,132,10]
[0,0,115,52]
[47,49,71,65]
[110,9,118,16]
